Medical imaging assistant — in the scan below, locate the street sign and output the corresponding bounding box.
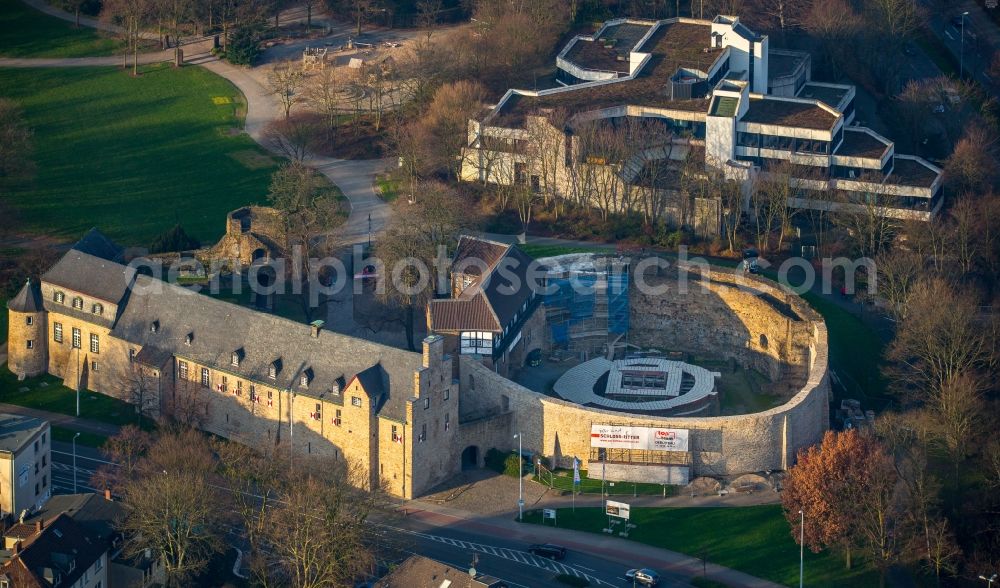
[543,508,556,519]
[606,500,631,520]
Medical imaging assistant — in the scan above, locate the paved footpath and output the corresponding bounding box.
[401,500,788,588]
[0,401,120,437]
[7,0,392,247]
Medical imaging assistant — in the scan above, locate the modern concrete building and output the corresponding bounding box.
[0,415,51,518]
[461,16,943,228]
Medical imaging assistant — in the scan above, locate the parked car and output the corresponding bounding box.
[526,348,542,367]
[625,568,660,586]
[527,543,567,560]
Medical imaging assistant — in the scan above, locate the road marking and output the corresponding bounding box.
[575,564,596,571]
[944,31,955,40]
[382,526,613,586]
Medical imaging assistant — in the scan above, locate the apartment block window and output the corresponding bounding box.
[200,367,210,388]
[34,440,38,453]
[25,316,32,326]
[90,333,100,354]
[42,455,46,466]
[72,297,83,310]
[26,340,33,349]
[352,396,362,407]
[423,397,430,410]
[35,483,39,496]
[41,433,45,445]
[53,322,63,343]
[72,327,81,349]
[35,463,39,474]
[54,291,64,304]
[42,475,46,488]
[178,361,189,380]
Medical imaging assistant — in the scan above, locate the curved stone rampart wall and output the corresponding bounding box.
[458,269,829,476]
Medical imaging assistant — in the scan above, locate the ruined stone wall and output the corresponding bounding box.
[457,271,829,477]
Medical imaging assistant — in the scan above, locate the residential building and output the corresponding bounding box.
[0,414,51,517]
[375,555,506,588]
[461,16,943,227]
[0,513,107,588]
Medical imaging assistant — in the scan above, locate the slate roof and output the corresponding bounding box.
[7,279,43,313]
[28,494,122,546]
[2,513,106,588]
[480,245,536,327]
[42,249,134,305]
[71,228,124,262]
[109,275,422,422]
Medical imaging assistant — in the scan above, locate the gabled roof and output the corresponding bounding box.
[375,555,504,588]
[2,513,106,588]
[108,274,422,422]
[28,493,122,546]
[42,249,134,305]
[452,236,511,276]
[480,244,536,327]
[71,228,123,262]
[7,279,43,313]
[429,293,500,332]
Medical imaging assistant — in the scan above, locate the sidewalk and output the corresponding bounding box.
[401,500,788,588]
[0,400,120,438]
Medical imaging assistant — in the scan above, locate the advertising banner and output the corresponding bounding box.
[590,425,689,452]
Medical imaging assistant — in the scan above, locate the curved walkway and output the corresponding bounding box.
[7,0,393,247]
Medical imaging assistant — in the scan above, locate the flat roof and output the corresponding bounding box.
[0,414,47,454]
[768,50,808,81]
[797,83,850,110]
[741,97,838,130]
[836,128,890,159]
[563,22,654,73]
[889,157,939,188]
[493,21,721,127]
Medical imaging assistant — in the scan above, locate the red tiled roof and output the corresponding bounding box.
[452,236,510,276]
[429,293,500,332]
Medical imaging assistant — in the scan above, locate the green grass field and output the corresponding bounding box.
[0,369,149,429]
[0,64,279,247]
[51,425,109,448]
[518,243,615,259]
[537,468,677,497]
[0,0,121,57]
[522,505,879,588]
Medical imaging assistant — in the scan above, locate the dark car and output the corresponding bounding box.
[625,568,660,586]
[526,348,542,367]
[527,543,567,559]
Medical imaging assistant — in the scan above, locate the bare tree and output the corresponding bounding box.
[115,361,161,427]
[103,0,152,76]
[873,248,923,322]
[268,60,307,119]
[835,175,898,258]
[930,372,984,463]
[263,114,321,162]
[164,378,210,428]
[306,66,342,132]
[750,161,796,253]
[414,80,487,180]
[90,425,152,495]
[944,124,998,195]
[117,430,226,587]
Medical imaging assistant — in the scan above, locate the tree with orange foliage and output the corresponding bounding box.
[782,429,902,578]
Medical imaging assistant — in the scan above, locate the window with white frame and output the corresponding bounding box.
[200,367,210,387]
[71,327,81,349]
[72,297,83,310]
[423,397,430,410]
[445,413,450,431]
[419,423,427,442]
[90,333,100,354]
[54,291,65,304]
[53,322,63,343]
[351,396,362,407]
[460,331,493,355]
[178,361,188,380]
[25,316,32,326]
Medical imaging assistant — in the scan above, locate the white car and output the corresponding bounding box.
[624,568,660,586]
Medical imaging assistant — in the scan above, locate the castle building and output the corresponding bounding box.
[7,230,460,499]
[461,16,943,230]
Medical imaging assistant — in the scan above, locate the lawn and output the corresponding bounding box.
[0,64,279,247]
[376,175,400,203]
[522,505,879,588]
[0,0,121,58]
[0,369,149,429]
[536,468,677,497]
[51,425,109,448]
[518,243,615,259]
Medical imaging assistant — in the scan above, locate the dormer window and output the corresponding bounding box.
[231,349,243,367]
[150,321,159,334]
[268,361,279,379]
[92,303,103,315]
[72,296,83,310]
[54,291,64,304]
[300,374,309,387]
[185,333,193,346]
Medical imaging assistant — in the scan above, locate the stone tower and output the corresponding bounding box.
[7,278,47,379]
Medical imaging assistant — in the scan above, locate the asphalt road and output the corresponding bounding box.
[48,442,694,587]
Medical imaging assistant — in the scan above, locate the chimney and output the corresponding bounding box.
[422,335,444,368]
[310,320,324,338]
[35,519,43,533]
[104,489,112,501]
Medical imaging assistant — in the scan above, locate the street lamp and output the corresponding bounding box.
[799,510,804,588]
[514,433,523,521]
[367,213,372,248]
[980,574,998,587]
[960,11,970,80]
[72,432,81,494]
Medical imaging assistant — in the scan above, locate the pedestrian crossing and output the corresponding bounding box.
[388,526,613,586]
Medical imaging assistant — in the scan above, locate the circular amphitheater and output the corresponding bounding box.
[553,356,720,414]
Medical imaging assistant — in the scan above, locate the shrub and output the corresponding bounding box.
[484,448,507,473]
[149,224,200,254]
[225,23,264,66]
[503,453,524,478]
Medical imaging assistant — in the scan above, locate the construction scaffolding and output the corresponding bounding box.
[543,255,630,358]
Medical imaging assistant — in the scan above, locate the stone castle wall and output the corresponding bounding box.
[457,269,829,477]
[7,309,46,378]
